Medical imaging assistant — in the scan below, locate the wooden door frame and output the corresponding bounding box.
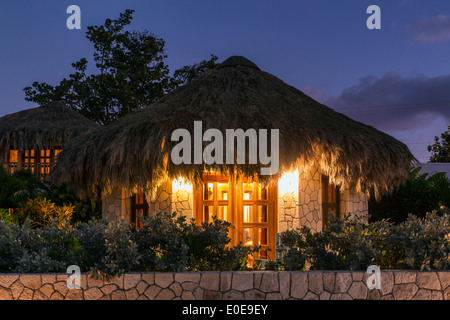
[193,173,278,260]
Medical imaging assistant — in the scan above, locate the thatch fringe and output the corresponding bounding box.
[0,101,99,154]
[49,56,416,200]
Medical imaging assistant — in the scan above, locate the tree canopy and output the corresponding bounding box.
[24,9,217,125]
[428,125,450,163]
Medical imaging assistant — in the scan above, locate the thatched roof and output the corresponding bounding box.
[0,101,99,154]
[49,56,416,199]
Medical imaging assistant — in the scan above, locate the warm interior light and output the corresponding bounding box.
[278,169,299,194]
[9,150,18,163]
[172,177,192,193]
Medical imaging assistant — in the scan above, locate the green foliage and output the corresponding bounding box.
[132,212,259,273]
[72,219,108,272]
[16,197,74,228]
[46,184,102,223]
[0,166,48,209]
[182,216,259,271]
[90,220,140,281]
[428,125,450,163]
[275,209,450,271]
[169,54,218,89]
[0,165,101,225]
[0,208,18,225]
[369,167,450,223]
[0,212,260,278]
[0,220,79,273]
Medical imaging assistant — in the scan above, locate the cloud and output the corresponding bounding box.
[409,14,450,43]
[325,72,450,131]
[301,85,324,101]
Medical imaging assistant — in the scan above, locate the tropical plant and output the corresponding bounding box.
[15,197,74,228]
[0,166,48,209]
[369,167,449,223]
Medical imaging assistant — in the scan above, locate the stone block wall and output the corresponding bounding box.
[1,271,449,300]
[278,190,299,232]
[148,179,193,219]
[340,187,369,222]
[278,161,370,235]
[102,187,131,222]
[298,163,322,233]
[102,180,194,224]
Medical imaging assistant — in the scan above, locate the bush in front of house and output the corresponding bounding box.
[269,207,450,271]
[0,212,259,279]
[0,165,102,226]
[132,212,259,273]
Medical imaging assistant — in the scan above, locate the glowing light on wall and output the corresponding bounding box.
[278,169,299,195]
[172,177,192,193]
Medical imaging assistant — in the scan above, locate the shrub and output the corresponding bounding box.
[132,212,260,272]
[72,218,108,272]
[89,220,140,280]
[369,167,449,223]
[14,220,81,273]
[0,166,50,209]
[400,210,450,270]
[276,209,450,271]
[0,165,101,224]
[46,184,102,223]
[0,220,26,272]
[16,197,74,228]
[0,208,18,225]
[133,212,189,272]
[183,217,259,271]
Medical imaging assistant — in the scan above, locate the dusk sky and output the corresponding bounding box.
[1,0,450,162]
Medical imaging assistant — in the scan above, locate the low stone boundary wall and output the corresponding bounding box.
[0,271,449,300]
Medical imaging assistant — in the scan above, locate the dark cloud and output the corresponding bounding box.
[409,14,450,43]
[325,72,450,131]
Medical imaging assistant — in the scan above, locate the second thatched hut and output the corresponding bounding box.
[0,101,99,180]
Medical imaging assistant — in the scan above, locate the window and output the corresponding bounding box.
[321,175,340,228]
[240,179,274,260]
[194,173,277,260]
[7,150,18,174]
[201,177,230,223]
[131,188,149,228]
[8,147,61,179]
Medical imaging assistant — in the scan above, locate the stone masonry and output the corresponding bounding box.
[102,180,194,224]
[278,162,369,234]
[1,271,449,300]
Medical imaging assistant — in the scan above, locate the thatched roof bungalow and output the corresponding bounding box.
[49,56,415,259]
[0,101,99,180]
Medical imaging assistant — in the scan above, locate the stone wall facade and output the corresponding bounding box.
[340,187,369,222]
[1,271,449,300]
[102,180,194,224]
[102,187,131,223]
[103,164,369,235]
[278,162,369,235]
[298,163,322,233]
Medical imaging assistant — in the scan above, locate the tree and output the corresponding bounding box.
[369,167,450,223]
[169,54,218,89]
[24,9,218,125]
[428,125,450,163]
